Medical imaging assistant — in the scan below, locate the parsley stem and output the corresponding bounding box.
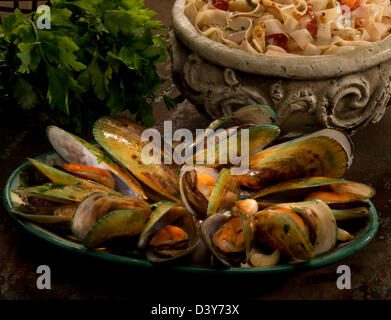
[27,19,49,65]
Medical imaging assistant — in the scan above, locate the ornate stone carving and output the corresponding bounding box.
[168,29,391,138]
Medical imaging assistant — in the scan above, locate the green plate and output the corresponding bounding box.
[3,152,379,274]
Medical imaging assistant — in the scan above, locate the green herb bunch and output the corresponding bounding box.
[0,0,168,133]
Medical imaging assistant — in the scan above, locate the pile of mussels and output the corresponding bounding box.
[12,105,375,267]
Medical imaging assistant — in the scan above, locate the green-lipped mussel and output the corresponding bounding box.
[71,192,151,248]
[179,166,241,219]
[47,126,146,199]
[138,201,200,262]
[93,116,181,202]
[254,200,338,260]
[185,105,280,166]
[235,129,353,189]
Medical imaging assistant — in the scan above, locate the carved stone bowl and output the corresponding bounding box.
[168,0,391,138]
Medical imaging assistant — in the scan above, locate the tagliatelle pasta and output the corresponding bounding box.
[184,0,391,55]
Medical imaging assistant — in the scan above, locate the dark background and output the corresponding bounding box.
[1,0,391,300]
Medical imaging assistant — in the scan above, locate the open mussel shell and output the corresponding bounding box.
[61,164,116,189]
[200,210,250,267]
[305,191,371,210]
[276,200,338,256]
[11,208,72,226]
[331,207,369,221]
[28,158,120,195]
[303,179,374,211]
[82,209,149,248]
[239,209,255,265]
[179,166,241,219]
[190,125,281,167]
[93,116,181,202]
[186,105,277,154]
[13,184,101,204]
[257,201,370,221]
[138,201,200,263]
[254,200,337,260]
[330,181,375,198]
[236,128,354,189]
[11,201,72,225]
[179,165,219,218]
[12,184,111,227]
[71,192,151,248]
[216,105,277,129]
[47,126,146,199]
[233,202,281,268]
[253,177,375,200]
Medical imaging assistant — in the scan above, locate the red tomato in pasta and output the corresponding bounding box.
[341,0,359,10]
[306,13,318,37]
[266,33,289,52]
[212,0,229,10]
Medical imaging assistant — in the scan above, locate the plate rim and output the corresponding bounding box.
[2,151,379,275]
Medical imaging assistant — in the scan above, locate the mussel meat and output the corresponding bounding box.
[138,201,200,262]
[180,166,241,219]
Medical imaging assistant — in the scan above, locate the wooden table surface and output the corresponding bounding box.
[1,0,391,300]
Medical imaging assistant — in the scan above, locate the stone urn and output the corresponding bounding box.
[168,0,391,138]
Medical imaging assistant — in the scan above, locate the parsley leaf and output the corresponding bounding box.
[17,43,41,73]
[37,183,66,193]
[0,0,167,132]
[12,78,38,109]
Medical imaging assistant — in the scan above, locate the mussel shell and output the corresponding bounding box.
[253,177,375,200]
[179,166,241,220]
[330,182,375,199]
[179,165,219,218]
[13,184,100,204]
[337,228,354,242]
[207,168,241,217]
[17,205,59,215]
[138,201,200,262]
[11,208,71,226]
[236,129,353,189]
[28,158,120,195]
[47,126,146,199]
[306,195,371,210]
[258,202,370,220]
[82,208,149,248]
[185,105,276,154]
[71,192,150,243]
[331,207,369,221]
[255,200,337,260]
[189,125,280,167]
[238,209,255,265]
[276,200,337,256]
[255,208,314,260]
[93,116,181,202]
[200,212,249,267]
[217,105,276,129]
[62,164,116,189]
